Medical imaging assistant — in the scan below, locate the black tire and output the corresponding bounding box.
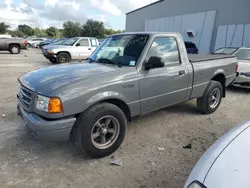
[49,58,57,64]
[56,52,70,64]
[9,45,21,54]
[197,81,223,114]
[72,102,127,158]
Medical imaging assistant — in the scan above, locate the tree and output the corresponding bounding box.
[18,24,34,36]
[33,28,47,37]
[0,22,10,34]
[62,21,81,38]
[82,19,105,38]
[46,27,58,38]
[8,30,24,37]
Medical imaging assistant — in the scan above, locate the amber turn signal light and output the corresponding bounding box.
[48,98,63,113]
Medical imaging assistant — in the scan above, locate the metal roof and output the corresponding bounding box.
[126,0,164,15]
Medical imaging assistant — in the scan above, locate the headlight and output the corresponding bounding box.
[47,50,55,55]
[36,95,63,113]
[188,181,206,188]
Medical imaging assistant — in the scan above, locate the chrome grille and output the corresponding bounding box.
[19,86,33,110]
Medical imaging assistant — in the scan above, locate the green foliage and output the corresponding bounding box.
[8,30,24,37]
[33,28,47,37]
[0,22,10,34]
[81,20,105,38]
[46,27,58,38]
[63,21,81,38]
[18,24,34,36]
[104,28,123,37]
[0,21,124,38]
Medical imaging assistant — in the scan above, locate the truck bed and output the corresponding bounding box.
[188,54,234,63]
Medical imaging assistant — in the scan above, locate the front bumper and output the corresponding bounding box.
[234,73,250,87]
[43,54,57,59]
[17,103,76,141]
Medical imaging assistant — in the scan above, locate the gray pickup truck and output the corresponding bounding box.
[0,37,27,54]
[17,32,237,158]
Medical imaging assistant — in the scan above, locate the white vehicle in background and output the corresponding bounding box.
[27,38,46,48]
[42,37,99,64]
[184,120,250,188]
[214,47,250,88]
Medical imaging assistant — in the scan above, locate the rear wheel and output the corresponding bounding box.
[71,103,127,158]
[9,45,20,54]
[197,81,223,114]
[56,52,70,64]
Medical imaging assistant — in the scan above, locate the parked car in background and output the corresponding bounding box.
[17,32,237,158]
[185,41,199,54]
[27,38,45,47]
[0,37,27,54]
[39,38,66,49]
[214,47,250,87]
[184,120,250,188]
[98,39,105,45]
[42,37,99,63]
[41,38,67,50]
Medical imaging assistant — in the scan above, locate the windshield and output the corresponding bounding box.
[62,37,79,46]
[214,47,238,55]
[89,34,149,66]
[234,49,250,60]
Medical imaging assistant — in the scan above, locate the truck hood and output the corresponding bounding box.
[48,45,72,50]
[19,62,119,95]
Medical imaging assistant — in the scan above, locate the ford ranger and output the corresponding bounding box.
[17,32,237,158]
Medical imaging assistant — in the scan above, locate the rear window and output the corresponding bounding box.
[234,49,250,60]
[214,47,238,55]
[90,39,98,47]
[185,42,196,48]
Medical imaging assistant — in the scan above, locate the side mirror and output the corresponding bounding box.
[144,56,165,70]
[75,43,80,47]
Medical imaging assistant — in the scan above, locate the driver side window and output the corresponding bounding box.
[146,37,181,66]
[77,39,90,46]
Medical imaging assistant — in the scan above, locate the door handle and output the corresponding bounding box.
[88,48,92,50]
[179,70,185,75]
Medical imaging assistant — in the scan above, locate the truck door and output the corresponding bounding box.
[139,36,190,113]
[75,38,91,60]
[0,38,6,50]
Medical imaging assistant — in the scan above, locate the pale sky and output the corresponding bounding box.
[0,0,157,30]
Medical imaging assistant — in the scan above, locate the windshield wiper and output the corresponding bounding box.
[97,58,122,67]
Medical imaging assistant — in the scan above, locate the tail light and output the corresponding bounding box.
[235,63,239,76]
[24,40,27,46]
[235,63,238,73]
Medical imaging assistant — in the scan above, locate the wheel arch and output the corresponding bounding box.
[76,93,132,122]
[211,73,226,97]
[57,51,72,59]
[9,43,21,48]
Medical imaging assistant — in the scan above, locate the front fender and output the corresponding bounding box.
[86,91,128,107]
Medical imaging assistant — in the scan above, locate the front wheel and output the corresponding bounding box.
[49,58,57,64]
[197,81,223,114]
[72,103,127,158]
[56,52,70,64]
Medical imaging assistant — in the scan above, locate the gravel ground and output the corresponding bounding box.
[0,49,249,188]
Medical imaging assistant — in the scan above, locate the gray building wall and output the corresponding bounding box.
[126,0,250,51]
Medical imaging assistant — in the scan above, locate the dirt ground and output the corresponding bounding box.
[0,49,249,188]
